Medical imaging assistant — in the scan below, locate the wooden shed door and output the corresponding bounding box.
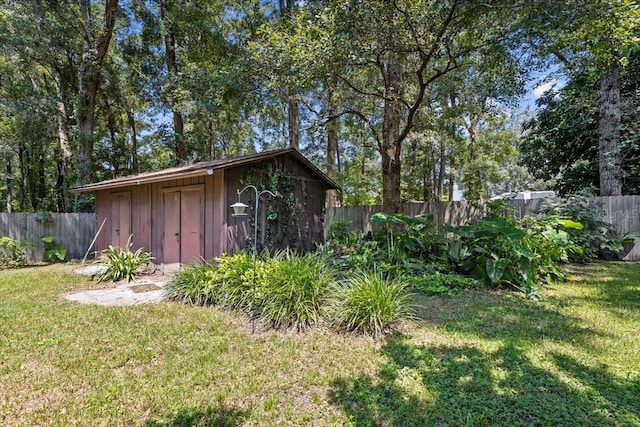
[163,187,203,266]
[110,192,131,248]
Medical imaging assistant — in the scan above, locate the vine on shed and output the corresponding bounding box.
[241,161,312,253]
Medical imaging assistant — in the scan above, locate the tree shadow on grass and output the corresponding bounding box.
[565,262,640,306]
[330,333,640,426]
[412,290,611,347]
[145,405,248,427]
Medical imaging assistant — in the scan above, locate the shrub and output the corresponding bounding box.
[520,215,583,284]
[212,252,264,311]
[321,212,450,282]
[41,235,66,262]
[97,235,153,282]
[0,237,33,268]
[446,211,586,298]
[541,193,628,261]
[259,251,334,330]
[164,260,218,305]
[328,270,414,337]
[446,217,539,296]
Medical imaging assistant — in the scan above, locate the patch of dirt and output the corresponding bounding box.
[129,284,162,293]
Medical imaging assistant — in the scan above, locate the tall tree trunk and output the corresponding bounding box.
[52,65,72,212]
[448,157,455,201]
[74,0,118,211]
[206,119,216,160]
[126,110,139,174]
[55,156,65,212]
[160,0,185,163]
[288,97,299,149]
[5,154,12,213]
[463,114,481,202]
[106,108,120,176]
[326,89,339,207]
[437,140,446,201]
[18,145,26,212]
[277,0,299,149]
[598,60,622,196]
[37,152,46,209]
[381,56,403,213]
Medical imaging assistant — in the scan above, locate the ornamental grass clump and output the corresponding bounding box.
[328,270,414,337]
[259,251,334,330]
[164,260,218,305]
[97,235,153,282]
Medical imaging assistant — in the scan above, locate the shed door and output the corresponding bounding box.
[110,192,131,248]
[180,188,203,263]
[163,187,203,266]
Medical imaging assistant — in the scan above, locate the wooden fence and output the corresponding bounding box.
[0,213,96,262]
[325,196,640,261]
[1,196,638,262]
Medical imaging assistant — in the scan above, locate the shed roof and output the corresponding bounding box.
[73,148,340,192]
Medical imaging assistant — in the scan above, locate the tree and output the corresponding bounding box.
[521,54,640,195]
[74,0,119,210]
[258,1,527,211]
[522,0,640,196]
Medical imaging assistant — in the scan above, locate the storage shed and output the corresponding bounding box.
[74,148,339,271]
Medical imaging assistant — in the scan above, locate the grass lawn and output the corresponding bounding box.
[1,262,639,426]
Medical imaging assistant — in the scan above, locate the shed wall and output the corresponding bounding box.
[93,153,328,266]
[95,171,226,268]
[223,155,328,254]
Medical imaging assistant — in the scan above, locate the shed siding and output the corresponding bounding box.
[208,169,226,258]
[94,185,152,254]
[223,154,328,254]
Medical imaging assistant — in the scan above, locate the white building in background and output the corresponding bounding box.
[490,191,557,201]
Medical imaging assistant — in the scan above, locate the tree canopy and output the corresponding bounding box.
[0,1,638,212]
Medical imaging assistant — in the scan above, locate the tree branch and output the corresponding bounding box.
[323,109,382,151]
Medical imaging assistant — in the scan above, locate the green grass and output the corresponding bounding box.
[1,262,639,426]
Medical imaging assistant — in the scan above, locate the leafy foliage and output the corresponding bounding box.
[41,235,66,262]
[327,271,414,337]
[0,236,33,268]
[445,203,584,298]
[521,51,640,195]
[203,252,257,311]
[541,194,633,261]
[97,235,153,282]
[323,204,608,300]
[318,213,449,284]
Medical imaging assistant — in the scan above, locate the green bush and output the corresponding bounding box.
[328,270,414,337]
[41,235,66,262]
[164,260,218,305]
[446,209,585,298]
[97,235,153,282]
[541,193,629,261]
[168,251,335,331]
[165,251,258,309]
[259,251,334,330]
[446,217,541,297]
[212,252,264,311]
[0,236,33,267]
